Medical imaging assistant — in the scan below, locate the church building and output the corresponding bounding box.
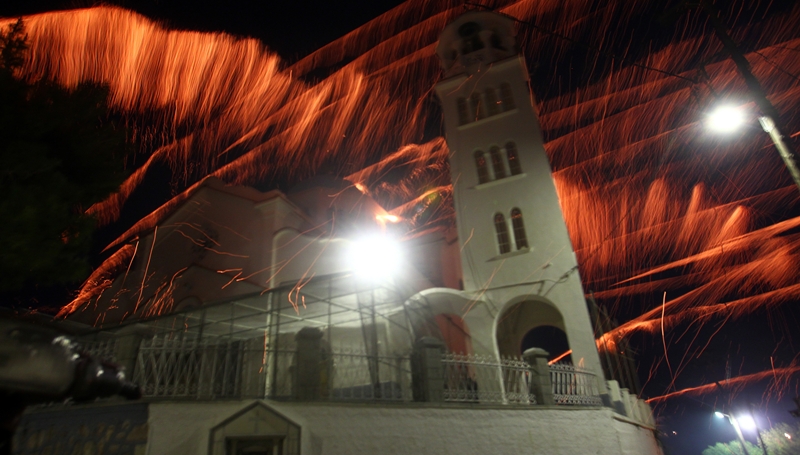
[14,11,661,455]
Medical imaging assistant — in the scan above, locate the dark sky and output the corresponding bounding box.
[2,2,799,454]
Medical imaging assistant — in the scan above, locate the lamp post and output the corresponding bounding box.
[747,404,771,455]
[715,411,752,455]
[699,0,800,194]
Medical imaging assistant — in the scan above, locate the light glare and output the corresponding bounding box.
[346,236,402,281]
[736,414,756,431]
[714,411,725,419]
[707,105,745,133]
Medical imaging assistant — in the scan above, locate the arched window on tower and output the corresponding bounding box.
[490,146,506,180]
[500,83,516,111]
[457,97,469,125]
[511,208,528,249]
[506,141,522,175]
[485,87,499,117]
[474,150,489,184]
[470,92,485,121]
[494,213,511,254]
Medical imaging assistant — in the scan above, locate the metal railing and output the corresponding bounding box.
[550,362,604,406]
[328,348,412,401]
[80,338,119,362]
[441,353,536,404]
[133,336,412,401]
[132,337,602,407]
[441,353,603,406]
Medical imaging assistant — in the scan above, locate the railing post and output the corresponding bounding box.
[411,337,445,402]
[112,332,143,385]
[523,348,554,406]
[294,327,324,401]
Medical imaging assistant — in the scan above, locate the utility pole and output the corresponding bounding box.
[698,0,800,193]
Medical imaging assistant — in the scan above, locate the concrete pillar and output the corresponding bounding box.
[523,347,554,406]
[606,379,627,415]
[294,327,324,401]
[411,337,445,402]
[620,388,634,418]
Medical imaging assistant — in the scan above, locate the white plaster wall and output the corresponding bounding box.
[147,401,662,455]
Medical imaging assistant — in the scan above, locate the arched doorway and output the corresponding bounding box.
[520,325,571,363]
[496,299,570,361]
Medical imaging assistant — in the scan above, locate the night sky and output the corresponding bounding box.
[2,1,799,454]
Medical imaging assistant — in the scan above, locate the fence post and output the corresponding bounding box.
[523,348,554,406]
[113,333,144,385]
[294,327,324,401]
[411,337,445,402]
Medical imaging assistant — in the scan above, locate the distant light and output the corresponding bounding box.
[785,432,792,440]
[736,414,757,431]
[346,235,402,281]
[715,411,725,419]
[707,105,745,133]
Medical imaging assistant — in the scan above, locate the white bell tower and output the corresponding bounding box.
[434,11,606,390]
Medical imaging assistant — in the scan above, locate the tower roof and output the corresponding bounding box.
[436,11,517,78]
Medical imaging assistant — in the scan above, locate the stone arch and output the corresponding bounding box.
[404,289,483,354]
[495,297,569,359]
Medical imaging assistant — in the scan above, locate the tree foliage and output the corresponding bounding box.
[0,19,129,292]
[703,422,800,455]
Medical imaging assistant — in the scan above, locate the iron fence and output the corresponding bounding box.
[441,353,536,404]
[550,362,604,406]
[133,336,412,401]
[133,337,602,407]
[80,338,119,362]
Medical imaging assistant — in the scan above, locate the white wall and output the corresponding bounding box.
[147,400,663,455]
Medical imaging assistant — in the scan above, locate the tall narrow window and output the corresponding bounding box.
[457,97,469,125]
[511,208,528,249]
[474,150,489,184]
[470,92,485,121]
[494,213,511,254]
[500,83,516,111]
[490,146,506,180]
[506,141,522,175]
[485,87,499,116]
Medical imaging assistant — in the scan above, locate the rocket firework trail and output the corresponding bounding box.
[3,0,800,404]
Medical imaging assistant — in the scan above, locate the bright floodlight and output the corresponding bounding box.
[736,414,757,431]
[346,235,402,281]
[707,105,745,133]
[714,411,725,419]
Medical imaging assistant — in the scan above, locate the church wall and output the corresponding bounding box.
[145,400,661,455]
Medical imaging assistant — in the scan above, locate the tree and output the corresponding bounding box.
[0,19,129,293]
[703,422,800,455]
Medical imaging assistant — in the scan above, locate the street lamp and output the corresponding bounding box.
[715,410,752,455]
[707,104,746,134]
[698,0,800,194]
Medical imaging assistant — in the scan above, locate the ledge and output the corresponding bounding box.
[473,173,526,190]
[457,108,518,130]
[487,247,530,262]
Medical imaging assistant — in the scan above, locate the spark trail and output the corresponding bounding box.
[4,0,800,403]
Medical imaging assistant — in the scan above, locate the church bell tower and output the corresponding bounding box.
[434,11,606,391]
